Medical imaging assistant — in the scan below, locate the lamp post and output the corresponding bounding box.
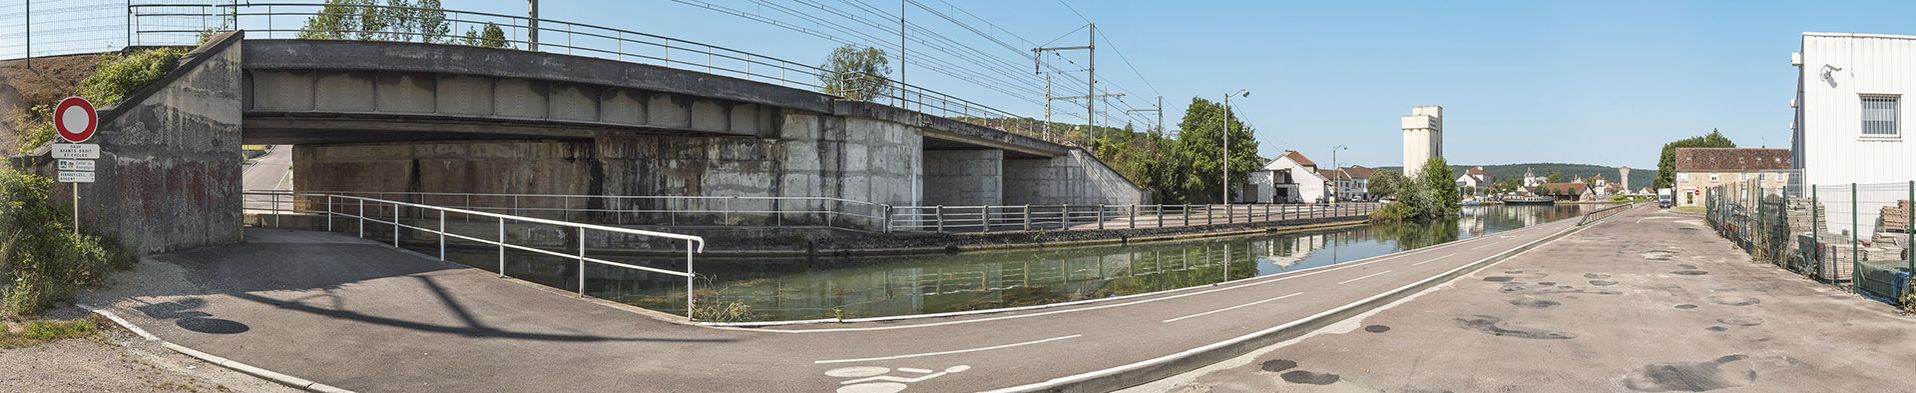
[1330,145,1347,206]
[1222,89,1249,205]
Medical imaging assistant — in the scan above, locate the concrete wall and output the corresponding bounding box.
[58,34,244,254]
[922,149,1003,206]
[294,111,923,228]
[1003,149,1146,206]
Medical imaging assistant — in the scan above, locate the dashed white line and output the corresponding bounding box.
[1161,292,1305,323]
[813,334,1082,364]
[1411,253,1458,266]
[1470,241,1501,250]
[1337,270,1392,285]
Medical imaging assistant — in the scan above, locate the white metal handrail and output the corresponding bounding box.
[886,202,1382,233]
[246,189,890,232]
[248,191,706,319]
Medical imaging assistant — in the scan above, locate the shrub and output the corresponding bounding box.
[78,48,187,106]
[11,105,55,155]
[0,167,134,317]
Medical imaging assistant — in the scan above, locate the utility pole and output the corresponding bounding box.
[527,0,539,51]
[1124,96,1164,135]
[1032,23,1096,143]
[24,0,29,68]
[899,0,906,92]
[1043,74,1052,139]
[1331,145,1348,206]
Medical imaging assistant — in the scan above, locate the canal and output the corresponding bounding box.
[425,204,1601,322]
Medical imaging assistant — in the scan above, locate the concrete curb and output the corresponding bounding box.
[982,216,1607,393]
[79,304,357,393]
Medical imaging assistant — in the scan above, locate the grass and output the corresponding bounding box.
[0,317,101,349]
[1676,206,1706,214]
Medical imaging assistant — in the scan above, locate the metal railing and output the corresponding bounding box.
[245,190,889,232]
[1577,202,1634,226]
[247,191,708,319]
[122,2,1051,142]
[888,202,1382,233]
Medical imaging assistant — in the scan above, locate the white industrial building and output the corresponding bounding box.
[1401,105,1443,176]
[1791,32,1916,234]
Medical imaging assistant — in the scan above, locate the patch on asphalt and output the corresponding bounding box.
[1279,370,1341,385]
[1363,325,1391,333]
[175,317,250,334]
[1706,326,1729,332]
[1509,299,1562,308]
[1590,280,1620,286]
[1716,317,1764,327]
[1260,359,1298,372]
[1671,270,1710,276]
[1674,304,1698,310]
[1621,354,1756,392]
[1708,296,1762,306]
[1453,315,1577,339]
[1584,273,1612,279]
[1483,276,1516,282]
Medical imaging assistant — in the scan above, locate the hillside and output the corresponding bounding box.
[1372,163,1659,189]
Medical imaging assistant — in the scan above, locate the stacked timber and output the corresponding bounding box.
[1881,200,1915,233]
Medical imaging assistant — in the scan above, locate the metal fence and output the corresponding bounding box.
[245,190,889,232]
[259,192,708,319]
[888,202,1381,233]
[246,190,1383,235]
[1703,176,1915,305]
[114,2,1052,142]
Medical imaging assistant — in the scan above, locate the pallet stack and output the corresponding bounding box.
[1881,200,1915,233]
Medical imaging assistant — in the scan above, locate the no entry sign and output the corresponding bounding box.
[54,96,97,143]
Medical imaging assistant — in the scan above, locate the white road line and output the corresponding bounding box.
[1469,241,1501,250]
[1161,292,1304,323]
[1411,253,1458,266]
[1337,270,1392,285]
[813,334,1082,364]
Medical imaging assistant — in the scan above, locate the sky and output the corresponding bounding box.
[17,0,1916,169]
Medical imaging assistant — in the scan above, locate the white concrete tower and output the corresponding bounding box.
[1401,105,1444,176]
[1619,167,1631,192]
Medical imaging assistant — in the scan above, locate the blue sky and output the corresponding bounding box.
[454,0,1916,169]
[24,0,1916,168]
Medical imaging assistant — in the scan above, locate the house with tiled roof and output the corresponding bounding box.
[1248,150,1329,203]
[1319,165,1375,202]
[1455,166,1492,196]
[1673,148,1792,207]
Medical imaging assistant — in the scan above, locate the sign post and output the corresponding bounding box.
[53,96,99,234]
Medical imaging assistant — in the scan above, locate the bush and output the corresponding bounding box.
[1,167,134,317]
[11,105,55,155]
[78,48,187,106]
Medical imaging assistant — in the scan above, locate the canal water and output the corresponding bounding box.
[426,204,1599,322]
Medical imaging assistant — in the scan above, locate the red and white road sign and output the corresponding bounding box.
[54,96,97,143]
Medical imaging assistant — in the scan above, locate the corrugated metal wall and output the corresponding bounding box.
[1799,33,1916,234]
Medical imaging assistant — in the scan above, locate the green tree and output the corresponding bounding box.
[1544,170,1564,183]
[1654,128,1736,189]
[819,45,892,102]
[463,23,510,48]
[1368,170,1407,199]
[1421,157,1461,215]
[298,0,362,40]
[1173,97,1261,204]
[415,0,449,43]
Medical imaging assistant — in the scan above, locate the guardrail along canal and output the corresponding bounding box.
[424,204,1601,322]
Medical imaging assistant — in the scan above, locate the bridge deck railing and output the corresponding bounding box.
[123,2,1049,143]
[244,191,707,320]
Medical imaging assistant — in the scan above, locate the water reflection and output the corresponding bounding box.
[421,204,1597,321]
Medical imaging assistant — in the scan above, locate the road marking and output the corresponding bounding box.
[1337,270,1392,285]
[1469,241,1501,250]
[813,335,1081,364]
[1161,292,1304,323]
[1411,253,1457,266]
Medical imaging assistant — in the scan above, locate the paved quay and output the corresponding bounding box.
[84,209,1599,393]
[1130,206,1916,393]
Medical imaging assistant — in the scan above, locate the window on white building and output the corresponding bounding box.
[1709,173,1718,182]
[1862,95,1899,137]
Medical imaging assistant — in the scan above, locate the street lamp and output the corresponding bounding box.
[1330,145,1348,206]
[1222,89,1249,205]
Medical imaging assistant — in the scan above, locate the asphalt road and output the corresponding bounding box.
[85,211,1593,392]
[1130,206,1916,393]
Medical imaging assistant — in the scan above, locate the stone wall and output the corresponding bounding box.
[56,33,244,254]
[922,149,1003,206]
[1003,149,1147,206]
